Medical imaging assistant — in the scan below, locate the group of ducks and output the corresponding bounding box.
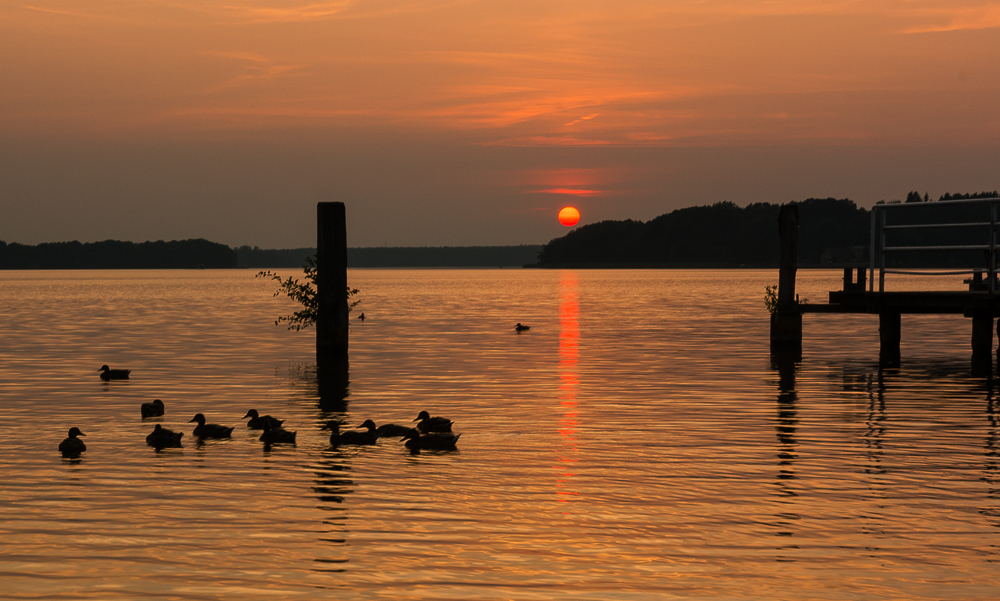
[59,377,462,457]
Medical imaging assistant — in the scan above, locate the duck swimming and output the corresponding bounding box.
[327,421,377,446]
[413,411,453,433]
[99,365,131,380]
[243,409,284,430]
[146,424,183,449]
[259,421,297,444]
[140,399,165,418]
[59,427,87,457]
[373,421,417,438]
[514,323,530,332]
[402,430,461,453]
[188,413,233,439]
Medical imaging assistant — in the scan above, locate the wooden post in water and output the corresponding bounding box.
[770,204,802,354]
[971,313,993,364]
[317,202,349,358]
[879,311,901,366]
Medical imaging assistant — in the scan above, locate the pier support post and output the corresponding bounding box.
[317,202,349,358]
[972,313,993,364]
[770,204,802,356]
[879,311,901,367]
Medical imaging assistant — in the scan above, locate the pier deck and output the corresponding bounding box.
[769,197,1000,366]
[803,290,1000,316]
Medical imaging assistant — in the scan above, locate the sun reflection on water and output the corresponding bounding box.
[555,271,580,509]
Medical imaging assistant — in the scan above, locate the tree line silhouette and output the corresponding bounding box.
[535,192,999,268]
[0,240,543,269]
[0,239,237,269]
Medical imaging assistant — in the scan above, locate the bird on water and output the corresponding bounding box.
[514,323,530,332]
[188,413,234,439]
[327,421,378,446]
[259,421,297,444]
[243,409,284,430]
[140,399,165,418]
[59,427,87,457]
[402,430,461,453]
[99,365,131,380]
[358,312,366,321]
[413,410,453,433]
[146,424,183,449]
[371,421,417,438]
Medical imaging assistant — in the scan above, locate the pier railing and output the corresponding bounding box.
[870,197,1000,294]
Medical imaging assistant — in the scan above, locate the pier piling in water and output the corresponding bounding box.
[972,313,993,363]
[317,202,349,357]
[770,204,802,354]
[793,197,1000,368]
[878,311,902,367]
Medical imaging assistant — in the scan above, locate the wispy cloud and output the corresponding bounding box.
[538,188,602,196]
[199,52,308,90]
[902,5,1000,33]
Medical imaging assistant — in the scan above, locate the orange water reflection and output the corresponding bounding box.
[555,270,580,509]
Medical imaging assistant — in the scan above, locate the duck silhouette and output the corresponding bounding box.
[59,427,87,457]
[243,409,284,430]
[372,421,416,438]
[140,399,165,418]
[358,312,366,321]
[146,424,183,449]
[413,410,453,433]
[99,365,130,380]
[327,421,377,446]
[188,413,233,439]
[402,430,461,452]
[259,421,297,444]
[514,323,530,332]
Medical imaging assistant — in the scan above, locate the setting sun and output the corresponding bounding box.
[558,206,581,227]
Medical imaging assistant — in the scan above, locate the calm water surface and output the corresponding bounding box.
[1,269,998,600]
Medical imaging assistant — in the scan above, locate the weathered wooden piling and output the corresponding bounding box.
[317,202,349,357]
[770,204,802,353]
[972,313,994,363]
[878,311,901,367]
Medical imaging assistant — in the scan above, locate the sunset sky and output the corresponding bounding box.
[1,1,998,247]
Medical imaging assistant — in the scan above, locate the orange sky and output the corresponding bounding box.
[1,1,997,246]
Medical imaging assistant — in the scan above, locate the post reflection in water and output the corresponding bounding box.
[985,384,1000,526]
[770,354,800,553]
[312,453,353,574]
[312,355,353,574]
[864,371,888,477]
[555,271,580,509]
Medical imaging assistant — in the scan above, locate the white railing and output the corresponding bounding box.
[869,197,1000,294]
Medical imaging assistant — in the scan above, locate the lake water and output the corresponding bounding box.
[1,268,998,600]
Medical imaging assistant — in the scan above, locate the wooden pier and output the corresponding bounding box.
[770,198,1000,366]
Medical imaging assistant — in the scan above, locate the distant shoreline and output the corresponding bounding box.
[0,239,544,269]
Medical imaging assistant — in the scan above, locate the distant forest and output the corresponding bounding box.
[0,239,238,269]
[534,191,999,268]
[4,191,996,269]
[0,239,542,269]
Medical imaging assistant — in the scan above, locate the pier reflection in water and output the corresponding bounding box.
[1,269,999,600]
